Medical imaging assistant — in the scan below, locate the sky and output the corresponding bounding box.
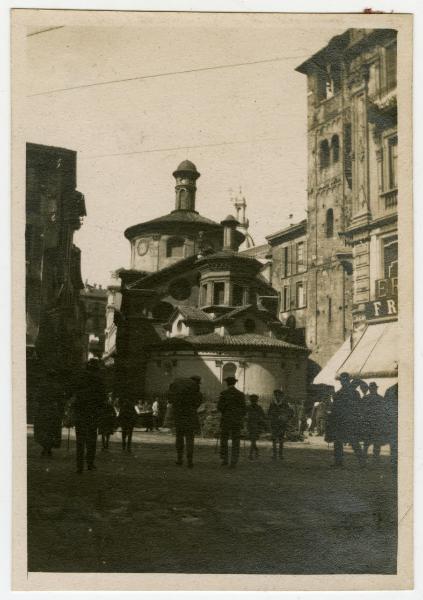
[23,12,345,287]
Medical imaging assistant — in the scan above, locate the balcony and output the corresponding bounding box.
[380,189,397,210]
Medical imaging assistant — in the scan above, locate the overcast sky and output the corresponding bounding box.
[24,13,345,286]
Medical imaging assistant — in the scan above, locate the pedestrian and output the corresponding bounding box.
[98,393,117,450]
[152,396,160,431]
[362,382,385,461]
[268,389,294,460]
[217,376,246,468]
[168,376,203,468]
[140,400,154,431]
[73,359,107,473]
[34,369,63,457]
[246,394,266,460]
[119,398,138,452]
[355,380,369,445]
[330,372,365,468]
[384,382,398,475]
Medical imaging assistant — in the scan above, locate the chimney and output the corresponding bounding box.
[221,215,239,251]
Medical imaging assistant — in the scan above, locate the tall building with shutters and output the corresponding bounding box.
[295,28,398,392]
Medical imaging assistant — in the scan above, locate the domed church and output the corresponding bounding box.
[104,161,309,407]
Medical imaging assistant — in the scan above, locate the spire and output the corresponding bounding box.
[231,187,255,249]
[172,160,201,212]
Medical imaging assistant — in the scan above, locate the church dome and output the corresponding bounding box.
[174,159,198,174]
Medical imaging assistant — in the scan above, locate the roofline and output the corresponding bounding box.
[266,219,307,245]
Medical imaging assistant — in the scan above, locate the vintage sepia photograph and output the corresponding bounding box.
[11,8,413,591]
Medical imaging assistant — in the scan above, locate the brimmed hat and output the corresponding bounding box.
[224,376,238,385]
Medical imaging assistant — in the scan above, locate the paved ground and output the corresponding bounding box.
[27,430,397,574]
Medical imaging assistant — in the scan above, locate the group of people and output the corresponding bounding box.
[167,375,294,469]
[33,360,398,474]
[325,372,398,472]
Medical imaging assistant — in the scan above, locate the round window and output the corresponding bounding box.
[169,278,191,301]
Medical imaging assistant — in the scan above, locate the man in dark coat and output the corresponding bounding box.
[384,382,398,474]
[217,376,246,467]
[73,359,107,473]
[118,398,138,452]
[362,381,386,461]
[268,389,294,460]
[168,376,203,468]
[331,372,365,468]
[34,369,64,456]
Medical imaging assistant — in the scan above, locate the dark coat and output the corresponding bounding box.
[384,383,398,441]
[246,404,267,437]
[330,384,361,440]
[217,386,247,428]
[118,401,138,429]
[168,378,203,431]
[34,378,64,449]
[362,392,386,441]
[73,371,107,427]
[98,403,117,435]
[267,400,294,437]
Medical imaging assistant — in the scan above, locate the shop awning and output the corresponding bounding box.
[313,337,352,388]
[340,320,398,379]
[312,321,398,392]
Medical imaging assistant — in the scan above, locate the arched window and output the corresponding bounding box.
[326,208,334,238]
[222,362,237,382]
[166,237,185,258]
[319,140,330,169]
[331,134,340,163]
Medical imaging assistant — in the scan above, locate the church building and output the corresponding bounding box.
[104,160,309,407]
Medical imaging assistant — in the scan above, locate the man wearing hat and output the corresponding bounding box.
[73,359,107,473]
[362,381,385,461]
[167,375,203,468]
[217,376,247,467]
[331,371,365,468]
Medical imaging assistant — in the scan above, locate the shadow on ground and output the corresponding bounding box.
[27,434,397,574]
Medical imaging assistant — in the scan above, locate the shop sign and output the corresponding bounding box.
[364,296,398,320]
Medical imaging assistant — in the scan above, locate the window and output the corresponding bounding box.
[283,246,289,278]
[316,70,327,102]
[166,237,184,258]
[387,135,398,190]
[330,63,341,94]
[383,236,398,279]
[296,282,306,309]
[232,284,244,306]
[328,297,332,323]
[222,362,237,382]
[213,282,225,305]
[326,208,334,238]
[319,140,330,169]
[343,123,352,189]
[297,242,304,270]
[385,42,397,90]
[331,135,340,163]
[201,284,208,306]
[282,285,290,312]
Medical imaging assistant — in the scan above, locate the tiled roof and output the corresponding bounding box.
[178,306,212,322]
[149,333,308,352]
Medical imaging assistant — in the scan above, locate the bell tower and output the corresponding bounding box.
[172,160,201,212]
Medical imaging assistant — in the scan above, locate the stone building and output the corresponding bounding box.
[26,143,86,415]
[104,160,309,407]
[299,28,398,393]
[266,219,308,347]
[80,282,108,361]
